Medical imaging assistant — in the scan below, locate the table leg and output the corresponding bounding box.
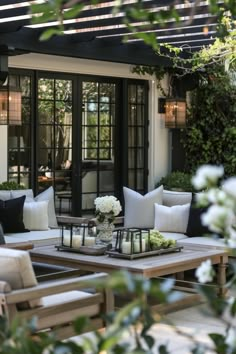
[217,256,227,298]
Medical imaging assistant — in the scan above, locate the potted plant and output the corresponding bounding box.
[156,171,194,192]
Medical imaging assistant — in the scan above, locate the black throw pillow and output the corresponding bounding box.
[186,204,211,237]
[0,196,29,233]
[0,223,5,244]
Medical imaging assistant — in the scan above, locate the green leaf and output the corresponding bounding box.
[40,28,64,41]
[208,333,228,353]
[73,316,89,334]
[63,4,85,20]
[158,344,171,354]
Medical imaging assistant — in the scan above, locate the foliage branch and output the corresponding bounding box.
[30,1,236,73]
[182,64,236,176]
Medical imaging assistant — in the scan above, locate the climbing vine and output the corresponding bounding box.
[182,65,236,176]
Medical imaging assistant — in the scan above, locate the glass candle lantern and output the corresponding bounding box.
[114,228,150,254]
[60,221,97,249]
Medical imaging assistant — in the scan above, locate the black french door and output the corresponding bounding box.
[8,69,149,216]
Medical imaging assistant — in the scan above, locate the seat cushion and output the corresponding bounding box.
[5,228,69,246]
[178,236,226,249]
[161,232,188,241]
[163,190,192,207]
[154,203,190,233]
[123,185,163,228]
[0,248,42,309]
[39,290,100,329]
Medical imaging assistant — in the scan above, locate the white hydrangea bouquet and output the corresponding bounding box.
[192,164,236,350]
[94,195,122,224]
[192,164,236,248]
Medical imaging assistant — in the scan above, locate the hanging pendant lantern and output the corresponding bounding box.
[165,98,186,128]
[0,86,22,125]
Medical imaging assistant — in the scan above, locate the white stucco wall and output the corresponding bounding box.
[8,53,170,190]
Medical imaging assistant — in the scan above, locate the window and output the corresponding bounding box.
[37,77,73,210]
[8,73,32,188]
[127,83,147,193]
[82,82,115,161]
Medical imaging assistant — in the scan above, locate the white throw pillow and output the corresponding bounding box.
[23,201,49,231]
[163,190,192,207]
[0,248,42,309]
[35,187,58,228]
[154,203,190,233]
[123,185,163,228]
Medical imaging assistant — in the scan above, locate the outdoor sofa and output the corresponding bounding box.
[0,186,227,251]
[122,186,227,251]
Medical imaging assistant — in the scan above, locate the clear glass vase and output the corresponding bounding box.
[96,214,114,244]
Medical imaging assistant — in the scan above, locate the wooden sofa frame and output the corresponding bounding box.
[0,272,114,340]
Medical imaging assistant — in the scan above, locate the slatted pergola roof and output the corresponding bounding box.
[0,1,222,66]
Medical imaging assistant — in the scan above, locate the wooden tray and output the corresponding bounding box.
[106,245,183,260]
[55,244,108,255]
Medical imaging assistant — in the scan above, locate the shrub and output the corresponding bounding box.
[156,171,194,192]
[0,181,25,190]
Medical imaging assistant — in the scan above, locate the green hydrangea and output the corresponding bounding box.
[147,230,176,250]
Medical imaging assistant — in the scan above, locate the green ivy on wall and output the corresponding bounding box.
[182,65,236,176]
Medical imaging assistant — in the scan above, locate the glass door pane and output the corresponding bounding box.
[127,83,147,193]
[81,80,116,213]
[8,74,32,188]
[37,77,72,215]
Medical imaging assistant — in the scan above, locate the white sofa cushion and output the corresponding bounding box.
[178,237,226,249]
[41,290,99,328]
[4,228,69,246]
[35,187,58,228]
[0,191,11,201]
[23,201,49,231]
[163,190,192,207]
[154,203,190,233]
[0,248,42,309]
[123,185,163,228]
[11,189,34,202]
[5,187,58,229]
[161,232,188,241]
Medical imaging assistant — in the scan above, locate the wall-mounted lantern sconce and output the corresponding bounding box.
[158,97,186,128]
[0,86,22,125]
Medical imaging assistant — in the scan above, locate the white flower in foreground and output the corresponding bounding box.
[222,177,236,199]
[207,189,227,204]
[201,205,235,233]
[225,327,236,348]
[195,192,209,206]
[192,165,224,190]
[195,259,215,283]
[227,227,236,248]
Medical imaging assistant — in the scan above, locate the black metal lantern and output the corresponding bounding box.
[114,228,150,255]
[0,86,22,125]
[164,98,186,128]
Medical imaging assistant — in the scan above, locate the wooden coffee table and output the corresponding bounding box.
[30,244,228,298]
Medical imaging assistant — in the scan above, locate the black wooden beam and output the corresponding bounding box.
[0,27,173,66]
[62,18,217,44]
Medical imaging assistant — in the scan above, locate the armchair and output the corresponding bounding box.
[0,248,113,340]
